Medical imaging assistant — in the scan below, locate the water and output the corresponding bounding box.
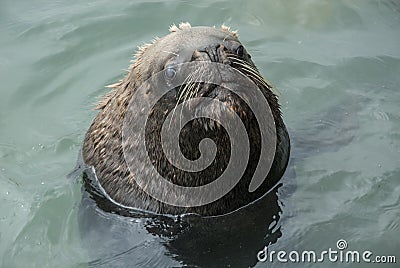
[0,0,399,267]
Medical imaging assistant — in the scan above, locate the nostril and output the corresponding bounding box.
[197,44,230,64]
[219,44,228,51]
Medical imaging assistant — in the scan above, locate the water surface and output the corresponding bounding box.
[0,0,399,267]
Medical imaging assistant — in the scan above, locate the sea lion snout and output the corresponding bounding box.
[191,42,250,66]
[194,44,230,65]
[172,42,255,112]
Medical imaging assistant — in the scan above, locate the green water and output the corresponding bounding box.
[0,0,399,267]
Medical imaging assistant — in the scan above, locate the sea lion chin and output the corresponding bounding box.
[81,22,290,216]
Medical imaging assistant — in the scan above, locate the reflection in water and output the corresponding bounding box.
[77,164,295,267]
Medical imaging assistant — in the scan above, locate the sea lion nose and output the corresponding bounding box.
[194,44,231,65]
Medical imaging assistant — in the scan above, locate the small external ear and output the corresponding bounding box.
[178,22,191,30]
[221,24,239,38]
[169,22,192,32]
[169,24,179,32]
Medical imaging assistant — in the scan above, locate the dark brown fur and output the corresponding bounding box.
[82,23,290,216]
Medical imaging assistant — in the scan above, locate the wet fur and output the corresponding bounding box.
[82,23,290,216]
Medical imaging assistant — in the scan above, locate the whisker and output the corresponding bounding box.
[229,61,268,86]
[169,69,199,129]
[179,79,199,128]
[179,66,204,127]
[178,69,198,101]
[226,57,274,90]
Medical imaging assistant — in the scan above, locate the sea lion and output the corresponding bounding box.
[81,22,290,216]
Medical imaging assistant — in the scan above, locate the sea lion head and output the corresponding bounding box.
[130,23,272,110]
[83,22,290,216]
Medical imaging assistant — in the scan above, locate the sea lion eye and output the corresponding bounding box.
[236,45,244,57]
[164,65,176,80]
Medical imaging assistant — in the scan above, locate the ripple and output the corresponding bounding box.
[1,0,400,266]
